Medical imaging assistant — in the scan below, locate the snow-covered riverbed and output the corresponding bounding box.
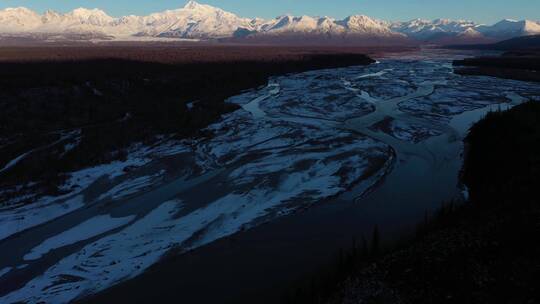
[1,50,539,303]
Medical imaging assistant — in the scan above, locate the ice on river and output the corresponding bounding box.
[23,214,135,261]
[0,195,84,241]
[2,200,184,304]
[0,137,192,241]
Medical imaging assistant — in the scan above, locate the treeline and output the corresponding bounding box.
[286,101,540,304]
[453,51,540,82]
[454,55,540,71]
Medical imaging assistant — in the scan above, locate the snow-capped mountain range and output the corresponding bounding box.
[1,1,539,43]
[391,18,540,42]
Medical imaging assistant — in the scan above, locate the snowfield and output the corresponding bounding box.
[0,136,191,242]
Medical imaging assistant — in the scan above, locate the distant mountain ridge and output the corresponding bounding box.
[391,18,540,43]
[0,1,539,44]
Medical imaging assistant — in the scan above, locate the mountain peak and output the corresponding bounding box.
[2,7,34,13]
[343,15,386,29]
[67,8,114,26]
[44,9,59,14]
[42,9,61,22]
[184,1,205,10]
[70,8,110,17]
[0,7,42,32]
[0,6,40,17]
[181,1,224,14]
[458,27,483,37]
[345,15,372,21]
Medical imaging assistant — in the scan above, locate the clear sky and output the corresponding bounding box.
[1,0,539,24]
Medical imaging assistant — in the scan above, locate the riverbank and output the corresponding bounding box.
[453,51,540,83]
[299,101,540,304]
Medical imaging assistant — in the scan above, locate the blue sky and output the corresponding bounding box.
[1,0,539,24]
